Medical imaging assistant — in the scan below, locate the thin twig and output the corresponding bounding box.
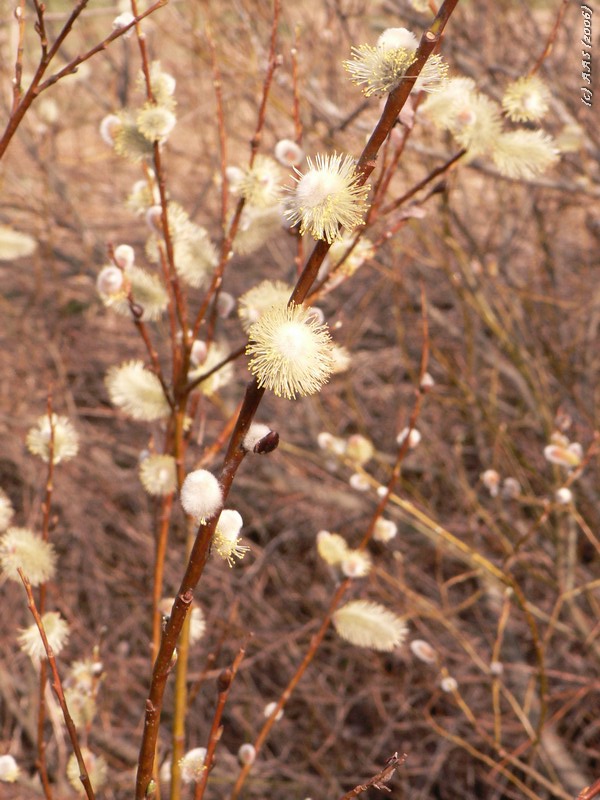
[185,345,246,396]
[578,777,600,800]
[36,394,57,799]
[206,25,229,234]
[194,646,246,800]
[11,0,27,113]
[18,570,96,800]
[529,0,569,76]
[229,578,351,800]
[290,39,303,143]
[39,0,168,92]
[337,752,407,799]
[381,148,466,215]
[151,494,175,662]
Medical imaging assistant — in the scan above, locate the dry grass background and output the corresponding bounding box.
[0,1,599,798]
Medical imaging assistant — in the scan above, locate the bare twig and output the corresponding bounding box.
[185,345,246,396]
[578,777,600,800]
[194,646,246,800]
[229,578,352,800]
[11,0,27,113]
[529,0,569,76]
[290,40,303,143]
[381,148,466,215]
[337,752,407,799]
[34,395,58,799]
[206,25,230,234]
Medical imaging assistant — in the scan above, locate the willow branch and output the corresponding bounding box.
[135,3,462,794]
[0,0,167,161]
[134,380,264,799]
[19,570,96,800]
[194,647,246,800]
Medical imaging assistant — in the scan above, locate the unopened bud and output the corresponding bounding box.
[410,639,437,664]
[243,423,279,454]
[346,434,374,466]
[145,205,163,232]
[396,427,421,449]
[218,668,233,693]
[440,676,458,693]
[114,244,135,269]
[420,372,435,390]
[555,487,572,505]
[190,340,208,366]
[99,114,121,146]
[237,743,256,766]
[263,701,284,721]
[274,138,304,167]
[113,12,135,37]
[481,469,500,497]
[97,266,123,297]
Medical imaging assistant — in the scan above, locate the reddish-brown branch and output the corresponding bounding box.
[291,40,303,143]
[578,777,600,800]
[249,0,281,160]
[194,647,246,800]
[151,493,175,662]
[135,380,264,799]
[31,0,49,54]
[370,126,411,215]
[356,2,460,184]
[132,313,174,409]
[381,148,466,215]
[38,0,167,93]
[19,570,96,800]
[36,395,57,798]
[154,144,190,356]
[291,1,461,304]
[529,0,569,76]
